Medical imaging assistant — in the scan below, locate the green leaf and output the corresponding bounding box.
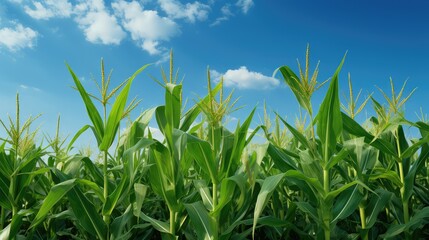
[185,201,216,240]
[0,174,12,210]
[100,64,150,151]
[67,125,90,152]
[277,114,310,149]
[0,210,30,239]
[401,133,429,159]
[30,179,77,229]
[295,202,320,224]
[278,66,310,112]
[165,83,182,130]
[403,140,429,202]
[194,180,213,211]
[111,204,133,239]
[225,108,256,177]
[52,169,107,239]
[187,135,217,183]
[342,113,396,156]
[325,148,349,170]
[365,189,393,229]
[133,183,148,217]
[266,143,298,172]
[317,54,345,160]
[139,212,170,233]
[369,170,402,188]
[332,185,363,222]
[253,173,285,238]
[149,141,180,211]
[285,170,324,194]
[67,64,104,143]
[383,206,429,238]
[102,176,127,216]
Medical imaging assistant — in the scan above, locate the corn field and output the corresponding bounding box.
[1,49,429,239]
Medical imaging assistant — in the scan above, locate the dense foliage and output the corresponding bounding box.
[1,49,429,239]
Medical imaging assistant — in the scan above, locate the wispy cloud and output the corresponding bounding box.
[210,4,233,26]
[236,0,254,14]
[211,66,280,90]
[19,84,42,92]
[0,22,38,51]
[113,0,179,55]
[158,0,210,23]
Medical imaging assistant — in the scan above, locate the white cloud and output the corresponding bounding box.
[24,0,73,20]
[236,0,254,14]
[211,66,280,90]
[158,0,210,23]
[142,39,161,55]
[211,4,233,26]
[0,23,38,51]
[74,0,126,45]
[19,84,41,92]
[113,0,179,55]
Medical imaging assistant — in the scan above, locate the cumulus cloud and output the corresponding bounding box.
[7,0,254,54]
[158,0,210,23]
[0,23,38,51]
[74,0,126,45]
[24,0,73,20]
[211,66,280,90]
[236,0,254,14]
[113,0,179,55]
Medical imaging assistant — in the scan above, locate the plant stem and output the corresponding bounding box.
[398,161,409,224]
[170,210,176,235]
[213,182,218,209]
[323,169,330,240]
[359,205,368,240]
[324,228,330,240]
[323,169,330,193]
[103,151,110,240]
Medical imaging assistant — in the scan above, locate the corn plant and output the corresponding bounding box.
[0,94,45,239]
[1,48,429,239]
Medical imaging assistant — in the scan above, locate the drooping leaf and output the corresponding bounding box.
[253,173,285,238]
[332,185,363,222]
[30,179,77,229]
[365,189,393,229]
[67,64,104,144]
[139,212,170,233]
[185,201,216,240]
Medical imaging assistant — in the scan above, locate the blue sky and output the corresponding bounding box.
[1,0,429,145]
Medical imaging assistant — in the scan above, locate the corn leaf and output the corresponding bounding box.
[31,179,77,229]
[100,64,150,151]
[278,66,310,111]
[139,212,170,233]
[365,189,393,229]
[317,55,345,160]
[52,169,107,239]
[67,64,104,144]
[332,185,363,222]
[253,173,285,238]
[185,201,216,240]
[187,134,217,183]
